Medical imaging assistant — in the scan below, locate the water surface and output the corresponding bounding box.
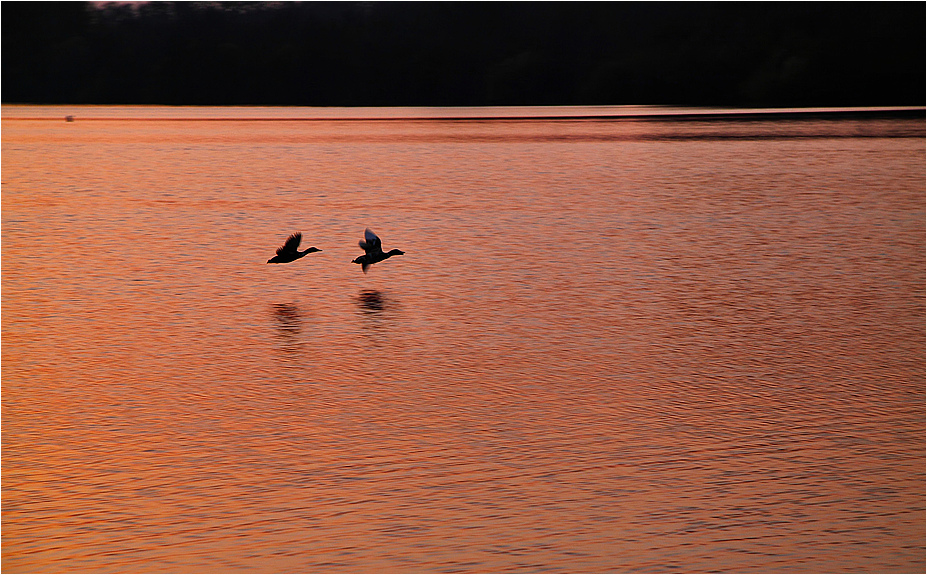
[2,106,924,573]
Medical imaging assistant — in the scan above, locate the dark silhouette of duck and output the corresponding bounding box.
[267,232,321,264]
[353,228,404,273]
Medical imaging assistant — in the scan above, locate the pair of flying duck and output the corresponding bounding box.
[267,228,404,273]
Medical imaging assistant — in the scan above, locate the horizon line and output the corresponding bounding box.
[2,105,923,123]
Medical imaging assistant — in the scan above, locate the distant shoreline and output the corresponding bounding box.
[2,105,924,123]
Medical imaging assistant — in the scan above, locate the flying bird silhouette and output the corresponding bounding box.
[352,228,404,273]
[267,232,321,264]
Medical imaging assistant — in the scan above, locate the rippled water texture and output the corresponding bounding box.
[3,107,924,573]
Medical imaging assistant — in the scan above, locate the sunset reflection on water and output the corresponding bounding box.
[2,107,924,573]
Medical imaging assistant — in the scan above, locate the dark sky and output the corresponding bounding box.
[2,1,924,106]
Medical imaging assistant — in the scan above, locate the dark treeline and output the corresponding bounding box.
[3,1,923,107]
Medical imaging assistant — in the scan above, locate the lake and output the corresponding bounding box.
[2,106,924,573]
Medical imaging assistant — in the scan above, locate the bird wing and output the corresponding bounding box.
[276,232,302,255]
[361,228,381,254]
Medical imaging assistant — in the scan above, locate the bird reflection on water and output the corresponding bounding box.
[355,289,388,314]
[354,290,400,340]
[271,302,303,353]
[357,289,390,314]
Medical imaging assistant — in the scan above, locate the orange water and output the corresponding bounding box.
[2,108,924,572]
